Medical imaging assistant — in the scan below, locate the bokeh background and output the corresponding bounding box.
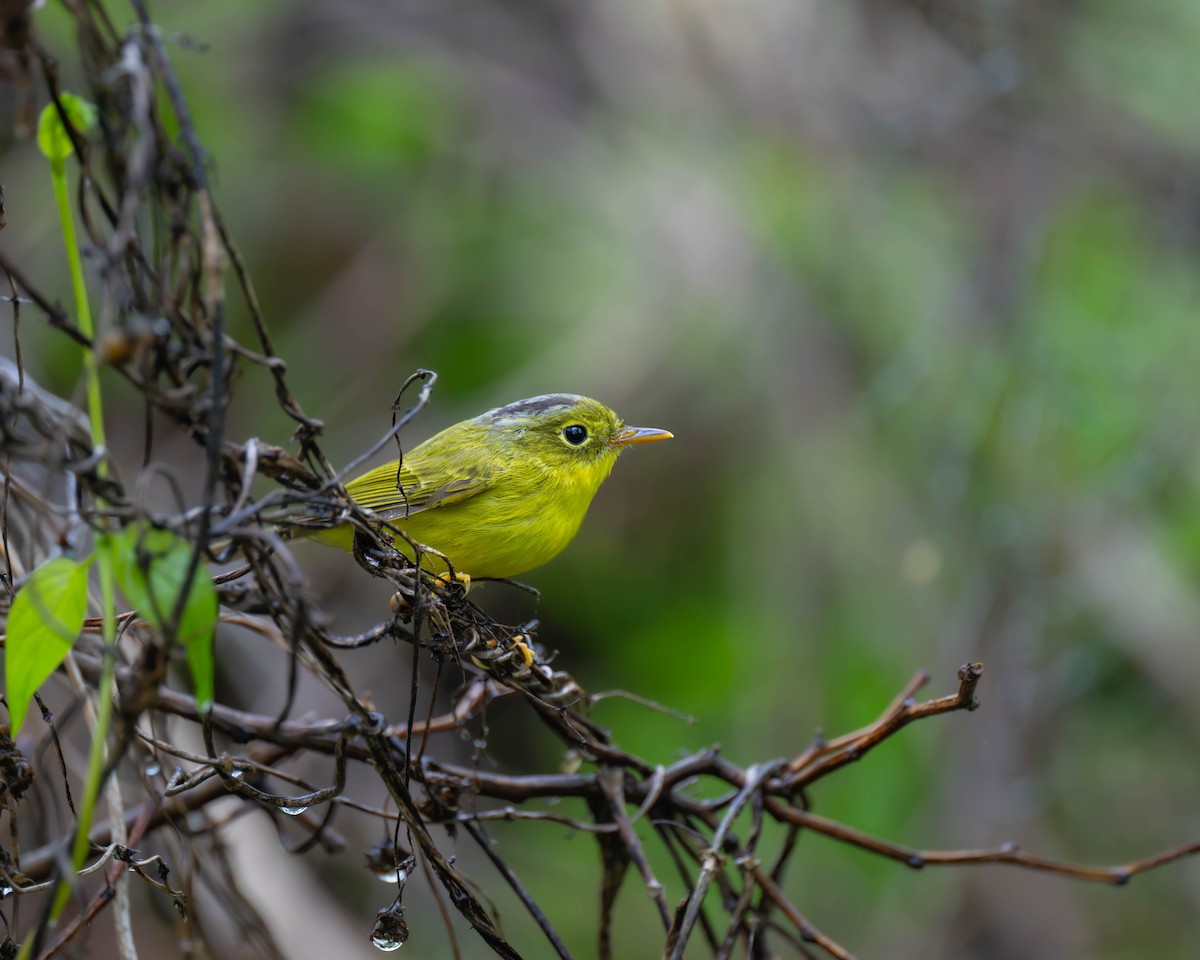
[3,0,1200,957]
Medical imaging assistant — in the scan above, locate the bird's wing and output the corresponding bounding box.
[345,453,493,520]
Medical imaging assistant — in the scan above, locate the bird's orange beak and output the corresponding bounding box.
[611,426,674,446]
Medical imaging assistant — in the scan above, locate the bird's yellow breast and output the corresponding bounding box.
[329,450,616,580]
[401,476,588,579]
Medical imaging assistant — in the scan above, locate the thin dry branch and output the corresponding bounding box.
[0,3,1195,959]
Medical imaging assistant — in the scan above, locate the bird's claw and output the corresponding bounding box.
[437,570,472,594]
[389,569,471,615]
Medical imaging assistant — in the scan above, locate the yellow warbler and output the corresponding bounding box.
[319,394,672,580]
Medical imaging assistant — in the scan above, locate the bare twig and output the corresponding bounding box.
[0,4,1195,958]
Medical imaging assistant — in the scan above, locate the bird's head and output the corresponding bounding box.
[480,394,672,485]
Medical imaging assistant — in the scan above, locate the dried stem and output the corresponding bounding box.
[0,4,1194,959]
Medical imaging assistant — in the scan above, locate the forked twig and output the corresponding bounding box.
[0,4,1195,958]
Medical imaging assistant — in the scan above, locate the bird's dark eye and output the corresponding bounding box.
[563,424,588,446]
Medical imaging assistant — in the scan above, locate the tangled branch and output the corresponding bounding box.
[0,3,1195,959]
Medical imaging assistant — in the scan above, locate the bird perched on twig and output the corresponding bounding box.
[316,394,672,584]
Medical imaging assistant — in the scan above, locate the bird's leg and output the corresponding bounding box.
[436,570,472,594]
[390,567,471,616]
[389,585,454,637]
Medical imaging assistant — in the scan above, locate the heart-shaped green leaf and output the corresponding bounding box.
[37,93,98,165]
[104,524,217,710]
[5,556,90,735]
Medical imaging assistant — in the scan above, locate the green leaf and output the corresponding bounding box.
[5,557,90,736]
[37,93,98,165]
[104,524,217,710]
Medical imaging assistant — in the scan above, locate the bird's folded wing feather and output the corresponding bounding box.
[345,452,492,520]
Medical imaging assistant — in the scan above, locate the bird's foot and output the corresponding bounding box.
[437,570,472,595]
[390,571,471,614]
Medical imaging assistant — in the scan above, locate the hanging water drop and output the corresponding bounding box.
[375,867,408,884]
[280,804,309,816]
[369,902,408,950]
[371,907,408,952]
[364,841,412,885]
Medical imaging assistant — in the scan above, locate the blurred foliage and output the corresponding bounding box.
[3,0,1199,957]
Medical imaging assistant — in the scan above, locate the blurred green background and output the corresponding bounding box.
[4,0,1200,957]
